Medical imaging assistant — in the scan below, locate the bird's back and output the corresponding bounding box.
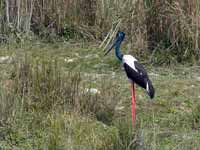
[122,55,155,99]
[122,55,138,72]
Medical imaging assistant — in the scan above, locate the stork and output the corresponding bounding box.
[104,31,155,127]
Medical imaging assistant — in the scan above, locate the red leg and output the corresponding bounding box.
[131,82,136,127]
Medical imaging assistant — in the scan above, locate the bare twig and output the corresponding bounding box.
[5,0,10,24]
[99,19,122,50]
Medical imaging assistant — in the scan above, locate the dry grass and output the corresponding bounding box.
[0,42,200,149]
[0,0,199,59]
[0,54,121,149]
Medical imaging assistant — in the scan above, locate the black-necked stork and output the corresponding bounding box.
[104,31,155,127]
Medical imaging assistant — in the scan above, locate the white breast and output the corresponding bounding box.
[122,55,138,72]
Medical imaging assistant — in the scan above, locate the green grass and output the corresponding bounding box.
[0,41,200,149]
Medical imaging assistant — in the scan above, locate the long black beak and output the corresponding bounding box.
[104,37,118,56]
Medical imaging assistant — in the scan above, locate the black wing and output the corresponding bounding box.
[123,62,147,89]
[134,61,148,78]
[123,62,155,99]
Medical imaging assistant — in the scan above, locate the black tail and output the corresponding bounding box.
[146,78,155,99]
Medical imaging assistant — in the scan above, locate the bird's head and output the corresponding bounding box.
[104,31,125,56]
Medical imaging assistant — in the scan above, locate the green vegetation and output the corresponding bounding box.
[0,42,200,149]
[0,0,200,63]
[0,0,200,149]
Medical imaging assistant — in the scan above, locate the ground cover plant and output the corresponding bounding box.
[0,42,199,149]
[0,0,200,149]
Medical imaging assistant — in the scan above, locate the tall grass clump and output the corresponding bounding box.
[0,55,123,149]
[190,104,200,129]
[1,0,199,63]
[0,0,98,41]
[7,55,119,117]
[146,0,200,64]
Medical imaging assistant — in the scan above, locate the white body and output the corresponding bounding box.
[122,55,138,72]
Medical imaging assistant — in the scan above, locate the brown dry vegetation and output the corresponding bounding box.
[0,1,200,149]
[0,0,199,62]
